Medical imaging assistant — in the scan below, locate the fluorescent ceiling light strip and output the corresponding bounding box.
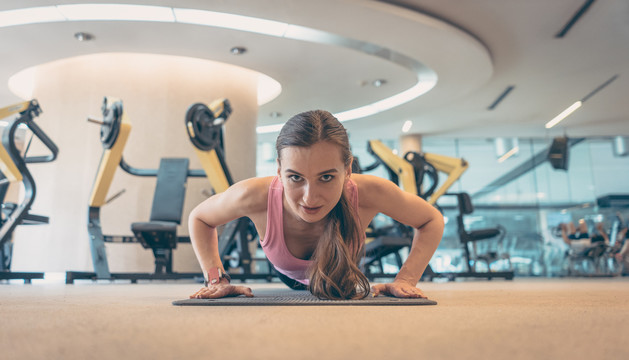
[334,104,380,122]
[283,24,338,43]
[0,4,437,133]
[0,6,64,27]
[497,146,519,163]
[545,101,582,129]
[402,120,413,133]
[57,4,175,22]
[371,81,435,111]
[257,124,285,134]
[258,74,282,106]
[335,79,436,122]
[174,8,287,36]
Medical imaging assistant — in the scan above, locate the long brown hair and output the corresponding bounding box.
[276,110,370,300]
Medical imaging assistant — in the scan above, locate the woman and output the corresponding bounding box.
[189,110,444,300]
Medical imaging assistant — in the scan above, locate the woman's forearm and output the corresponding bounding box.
[188,214,225,273]
[395,218,444,285]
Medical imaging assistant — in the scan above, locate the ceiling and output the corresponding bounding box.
[1,0,628,145]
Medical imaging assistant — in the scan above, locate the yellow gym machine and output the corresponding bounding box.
[358,140,467,280]
[66,98,269,283]
[0,100,58,282]
[185,101,270,281]
[365,140,468,205]
[360,140,513,280]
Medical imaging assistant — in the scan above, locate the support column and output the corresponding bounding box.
[400,133,422,156]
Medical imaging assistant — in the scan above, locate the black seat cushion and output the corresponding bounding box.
[465,228,501,242]
[131,221,177,233]
[131,221,178,250]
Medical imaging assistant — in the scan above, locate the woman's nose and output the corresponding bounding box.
[302,183,319,204]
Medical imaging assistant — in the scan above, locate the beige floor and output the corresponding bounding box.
[1,277,628,360]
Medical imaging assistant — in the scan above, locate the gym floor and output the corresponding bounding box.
[2,277,628,360]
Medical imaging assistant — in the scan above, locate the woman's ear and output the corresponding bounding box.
[276,158,281,177]
[345,157,353,179]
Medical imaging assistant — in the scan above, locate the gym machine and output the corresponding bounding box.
[447,192,514,280]
[66,97,271,283]
[0,100,58,282]
[67,97,209,283]
[358,140,513,280]
[357,139,468,280]
[185,101,273,281]
[364,140,469,205]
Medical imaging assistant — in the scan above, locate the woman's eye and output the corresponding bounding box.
[289,175,303,182]
[320,174,334,182]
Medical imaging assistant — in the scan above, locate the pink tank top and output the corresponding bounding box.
[260,176,360,285]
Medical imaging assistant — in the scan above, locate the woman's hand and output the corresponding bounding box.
[371,281,426,298]
[190,282,253,299]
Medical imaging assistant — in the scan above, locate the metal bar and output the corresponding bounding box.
[581,74,619,103]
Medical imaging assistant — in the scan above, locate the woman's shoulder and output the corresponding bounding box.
[232,176,275,191]
[351,173,393,190]
[351,173,398,207]
[228,176,275,213]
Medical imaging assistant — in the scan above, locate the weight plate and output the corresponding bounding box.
[185,103,223,151]
[100,98,123,149]
[229,248,240,269]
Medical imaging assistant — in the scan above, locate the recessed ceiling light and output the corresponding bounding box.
[74,32,93,41]
[372,79,387,87]
[230,46,247,55]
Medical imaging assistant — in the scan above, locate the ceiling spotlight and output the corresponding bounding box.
[74,32,94,41]
[402,120,412,133]
[372,79,387,87]
[269,111,282,118]
[230,46,247,55]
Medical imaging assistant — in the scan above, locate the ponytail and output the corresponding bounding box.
[308,191,370,300]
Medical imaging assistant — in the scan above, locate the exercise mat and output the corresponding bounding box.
[173,289,437,306]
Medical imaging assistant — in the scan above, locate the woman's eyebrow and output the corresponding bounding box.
[284,169,338,175]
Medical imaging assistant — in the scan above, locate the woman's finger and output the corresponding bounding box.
[236,286,254,297]
[191,287,211,299]
[415,288,427,298]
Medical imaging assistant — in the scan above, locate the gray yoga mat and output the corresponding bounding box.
[173,289,437,306]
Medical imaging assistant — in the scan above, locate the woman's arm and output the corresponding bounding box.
[617,232,629,260]
[188,177,269,298]
[560,223,572,246]
[595,222,610,244]
[355,174,444,297]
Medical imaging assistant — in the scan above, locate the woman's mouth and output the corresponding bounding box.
[301,205,323,214]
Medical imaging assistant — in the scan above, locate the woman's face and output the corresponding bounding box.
[278,141,351,224]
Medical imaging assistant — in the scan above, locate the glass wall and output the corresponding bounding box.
[257,136,629,277]
[395,137,627,277]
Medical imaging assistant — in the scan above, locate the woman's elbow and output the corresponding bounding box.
[416,207,445,235]
[188,205,210,229]
[428,206,445,231]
